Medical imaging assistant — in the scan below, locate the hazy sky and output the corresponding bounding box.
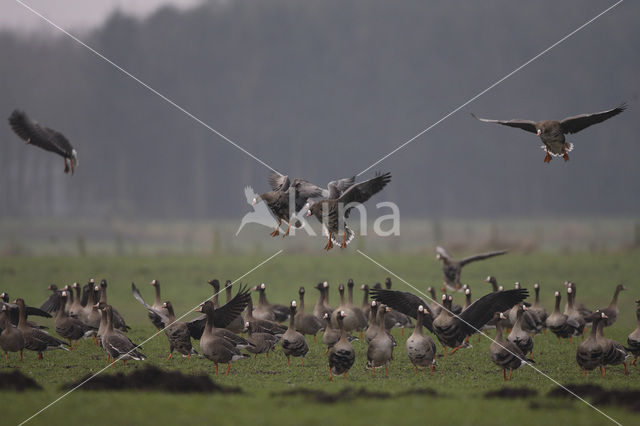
[1,0,203,33]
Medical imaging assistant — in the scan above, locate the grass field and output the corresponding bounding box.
[1,251,640,425]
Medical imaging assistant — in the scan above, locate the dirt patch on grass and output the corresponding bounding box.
[485,387,538,399]
[0,370,42,391]
[548,384,640,412]
[62,365,242,394]
[274,387,437,403]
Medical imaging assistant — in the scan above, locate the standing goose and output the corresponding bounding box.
[346,279,369,334]
[471,103,626,162]
[529,283,548,330]
[101,305,145,364]
[197,301,248,375]
[162,301,197,359]
[436,246,507,292]
[507,305,534,359]
[406,305,437,375]
[330,284,358,332]
[98,279,130,332]
[0,305,25,362]
[360,284,371,319]
[546,291,576,341]
[244,296,287,336]
[321,313,340,353]
[371,287,528,355]
[489,312,529,381]
[601,284,626,327]
[596,316,629,377]
[576,311,607,377]
[313,281,333,320]
[364,301,380,344]
[281,301,309,366]
[565,287,586,338]
[15,299,69,359]
[54,291,96,349]
[79,284,101,330]
[131,280,170,330]
[0,293,51,329]
[328,311,355,381]
[244,321,280,358]
[382,278,413,335]
[426,287,443,317]
[187,286,252,341]
[208,279,222,308]
[69,283,83,318]
[463,287,472,311]
[563,282,593,324]
[224,280,245,334]
[39,284,62,315]
[627,300,640,366]
[253,283,289,322]
[366,305,394,376]
[294,287,324,341]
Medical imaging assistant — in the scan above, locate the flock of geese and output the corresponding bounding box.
[1,249,639,381]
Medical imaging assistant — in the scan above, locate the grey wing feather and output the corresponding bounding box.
[327,176,356,199]
[471,113,537,134]
[8,110,74,157]
[338,172,391,210]
[436,246,453,261]
[560,103,626,134]
[268,172,290,191]
[459,250,507,266]
[131,283,168,328]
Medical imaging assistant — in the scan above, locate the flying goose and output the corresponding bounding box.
[328,310,355,381]
[471,103,626,162]
[8,109,78,174]
[405,305,437,375]
[436,247,507,292]
[281,301,309,366]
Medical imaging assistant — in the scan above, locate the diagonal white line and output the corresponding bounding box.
[18,249,283,426]
[356,249,622,426]
[13,0,282,176]
[356,0,624,176]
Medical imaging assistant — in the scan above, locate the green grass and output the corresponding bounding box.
[1,252,640,425]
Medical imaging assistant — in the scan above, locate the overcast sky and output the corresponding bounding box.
[1,0,204,33]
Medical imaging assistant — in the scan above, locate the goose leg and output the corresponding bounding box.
[215,363,219,374]
[64,158,70,174]
[283,221,292,237]
[324,347,329,354]
[340,233,347,249]
[583,369,587,377]
[401,328,405,337]
[385,364,388,377]
[68,339,73,349]
[430,364,434,375]
[624,362,629,376]
[271,220,281,237]
[225,363,231,376]
[343,372,347,380]
[265,352,269,358]
[301,357,305,367]
[449,345,462,356]
[562,147,570,162]
[329,366,333,381]
[443,347,447,357]
[544,149,552,163]
[20,350,23,361]
[324,233,334,250]
[632,356,638,366]
[371,366,375,376]
[503,369,507,381]
[287,355,291,366]
[37,353,43,360]
[123,359,127,366]
[167,353,172,360]
[600,366,606,378]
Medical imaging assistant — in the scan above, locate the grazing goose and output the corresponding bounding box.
[244,321,280,358]
[15,298,69,359]
[596,317,629,377]
[101,305,145,364]
[305,172,392,250]
[281,301,309,366]
[366,305,394,376]
[546,291,577,341]
[347,279,369,334]
[565,287,586,338]
[98,279,130,332]
[224,280,245,334]
[132,280,170,330]
[294,287,324,341]
[627,300,640,366]
[507,305,534,359]
[8,109,78,174]
[436,246,507,292]
[162,301,197,359]
[197,301,248,374]
[576,311,607,376]
[328,311,356,380]
[187,286,252,340]
[245,296,287,336]
[313,281,333,320]
[489,312,529,381]
[0,305,25,362]
[371,287,528,355]
[601,284,626,327]
[406,305,437,375]
[331,284,358,332]
[253,283,289,322]
[471,103,626,162]
[40,284,62,314]
[0,293,51,329]
[54,291,96,349]
[528,283,548,330]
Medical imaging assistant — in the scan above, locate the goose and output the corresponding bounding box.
[360,284,371,319]
[366,304,394,376]
[627,300,640,367]
[563,282,592,325]
[98,279,130,332]
[54,291,96,349]
[162,301,197,359]
[463,287,472,311]
[528,283,548,330]
[382,278,413,335]
[507,284,540,334]
[565,287,586,338]
[281,301,309,366]
[596,316,629,377]
[69,283,83,318]
[245,296,287,336]
[294,287,324,341]
[0,293,51,328]
[331,284,358,332]
[346,279,369,334]
[208,279,222,308]
[507,305,534,359]
[0,305,25,362]
[364,301,380,344]
[322,312,357,352]
[426,287,443,317]
[328,311,355,381]
[244,321,280,358]
[546,291,577,341]
[406,305,437,375]
[576,312,607,376]
[79,284,101,331]
[197,301,248,375]
[131,280,170,330]
[101,305,145,365]
[601,284,626,327]
[253,283,289,322]
[39,284,62,314]
[224,280,245,334]
[471,103,626,162]
[436,246,507,292]
[15,298,69,359]
[371,287,528,355]
[187,286,252,340]
[313,281,333,320]
[489,312,529,381]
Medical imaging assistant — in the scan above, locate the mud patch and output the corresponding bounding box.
[0,370,42,391]
[548,384,640,413]
[485,387,537,399]
[62,365,241,393]
[274,387,437,403]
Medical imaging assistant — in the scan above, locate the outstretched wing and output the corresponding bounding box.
[291,178,326,211]
[458,288,529,336]
[187,285,251,339]
[337,172,391,215]
[459,249,508,267]
[327,176,356,199]
[369,288,434,333]
[268,172,290,191]
[436,246,453,261]
[560,103,627,134]
[471,113,537,134]
[9,110,74,157]
[131,283,168,329]
[244,186,257,204]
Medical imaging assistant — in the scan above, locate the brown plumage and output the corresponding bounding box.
[294,287,324,339]
[576,312,607,376]
[281,301,309,366]
[163,301,197,359]
[15,298,69,359]
[0,305,25,362]
[54,291,96,349]
[405,305,436,375]
[489,312,528,381]
[328,311,355,380]
[436,246,507,292]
